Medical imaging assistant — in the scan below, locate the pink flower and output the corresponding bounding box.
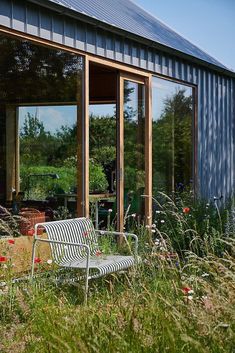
[95,250,102,257]
[8,239,15,245]
[34,257,42,264]
[183,207,190,214]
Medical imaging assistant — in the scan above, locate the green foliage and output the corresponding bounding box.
[0,232,234,353]
[20,165,76,199]
[152,192,231,257]
[89,162,109,193]
[0,206,22,238]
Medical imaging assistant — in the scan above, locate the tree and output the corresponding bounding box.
[153,88,193,195]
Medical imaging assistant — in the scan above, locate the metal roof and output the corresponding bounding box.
[37,0,230,71]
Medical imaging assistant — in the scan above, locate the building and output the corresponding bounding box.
[0,0,234,230]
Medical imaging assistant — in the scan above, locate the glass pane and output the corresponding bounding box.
[89,104,116,228]
[124,80,145,224]
[152,77,193,200]
[0,35,82,104]
[19,105,77,215]
[0,33,83,217]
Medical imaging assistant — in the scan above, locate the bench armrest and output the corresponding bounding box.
[95,230,138,256]
[31,237,91,279]
[33,236,90,253]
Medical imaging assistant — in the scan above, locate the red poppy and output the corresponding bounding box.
[183,207,190,214]
[95,250,102,257]
[182,287,192,294]
[34,257,42,264]
[0,256,7,262]
[37,227,44,235]
[27,229,34,236]
[8,239,15,245]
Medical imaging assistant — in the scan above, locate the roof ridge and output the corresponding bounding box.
[129,0,231,71]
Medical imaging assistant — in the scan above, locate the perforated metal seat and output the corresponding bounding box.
[31,217,139,302]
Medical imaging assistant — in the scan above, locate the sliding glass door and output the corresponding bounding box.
[118,74,149,231]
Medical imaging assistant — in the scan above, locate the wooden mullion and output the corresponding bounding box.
[117,73,124,232]
[77,56,89,217]
[145,76,152,226]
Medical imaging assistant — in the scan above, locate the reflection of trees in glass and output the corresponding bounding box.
[20,112,77,167]
[89,113,116,193]
[0,34,82,104]
[20,112,78,198]
[124,81,145,215]
[153,88,193,196]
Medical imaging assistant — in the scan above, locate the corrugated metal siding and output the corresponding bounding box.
[37,0,231,71]
[0,0,234,202]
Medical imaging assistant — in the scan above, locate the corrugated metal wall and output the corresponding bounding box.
[0,0,235,202]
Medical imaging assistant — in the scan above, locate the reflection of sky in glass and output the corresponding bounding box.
[19,106,77,134]
[124,81,139,121]
[89,104,115,117]
[152,77,192,121]
[19,104,116,134]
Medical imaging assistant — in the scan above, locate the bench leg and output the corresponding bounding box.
[30,239,37,281]
[84,259,90,304]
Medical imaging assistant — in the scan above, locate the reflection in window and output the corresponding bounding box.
[89,104,116,227]
[19,106,77,203]
[0,33,83,213]
[152,77,193,198]
[124,80,145,219]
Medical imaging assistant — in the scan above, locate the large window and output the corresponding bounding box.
[152,77,194,199]
[0,33,83,215]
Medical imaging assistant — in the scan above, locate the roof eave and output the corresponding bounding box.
[27,0,235,79]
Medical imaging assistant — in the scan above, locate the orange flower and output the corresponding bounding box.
[183,207,190,214]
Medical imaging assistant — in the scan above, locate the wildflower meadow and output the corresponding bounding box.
[0,194,234,353]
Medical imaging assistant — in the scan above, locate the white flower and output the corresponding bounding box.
[131,213,136,218]
[188,289,194,295]
[47,259,53,265]
[160,220,165,224]
[145,225,150,229]
[156,210,161,214]
[201,272,209,277]
[188,295,193,301]
[154,239,160,245]
[2,264,7,269]
[0,281,6,287]
[108,209,112,213]
[152,224,156,228]
[151,229,156,233]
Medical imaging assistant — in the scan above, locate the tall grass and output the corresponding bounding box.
[0,195,234,353]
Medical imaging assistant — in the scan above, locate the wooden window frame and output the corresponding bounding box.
[0,26,197,226]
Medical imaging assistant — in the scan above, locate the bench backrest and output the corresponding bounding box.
[38,218,99,265]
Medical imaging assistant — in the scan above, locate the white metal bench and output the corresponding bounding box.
[31,217,139,302]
